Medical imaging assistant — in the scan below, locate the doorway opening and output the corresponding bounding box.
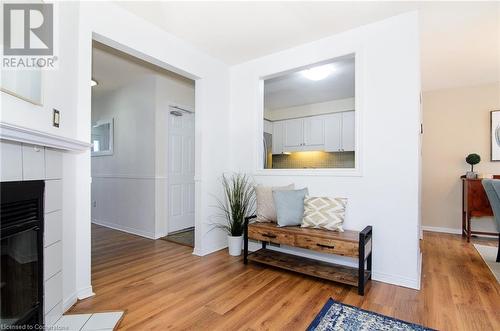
[91,41,196,248]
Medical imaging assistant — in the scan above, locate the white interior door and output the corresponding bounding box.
[168,110,195,233]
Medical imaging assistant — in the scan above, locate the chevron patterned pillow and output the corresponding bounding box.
[301,197,347,232]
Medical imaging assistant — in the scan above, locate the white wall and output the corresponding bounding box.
[1,2,423,310]
[0,1,88,312]
[422,82,500,234]
[91,75,157,237]
[265,97,355,121]
[92,76,156,176]
[1,4,79,140]
[2,0,231,313]
[76,0,232,306]
[230,12,422,289]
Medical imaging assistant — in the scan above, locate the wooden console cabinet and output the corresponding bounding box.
[243,216,373,295]
[462,176,500,241]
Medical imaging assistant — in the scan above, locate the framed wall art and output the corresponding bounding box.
[491,110,500,161]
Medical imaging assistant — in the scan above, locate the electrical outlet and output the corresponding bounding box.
[53,109,60,127]
[93,201,97,207]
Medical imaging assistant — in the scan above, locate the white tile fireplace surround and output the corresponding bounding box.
[1,127,90,326]
[1,140,63,325]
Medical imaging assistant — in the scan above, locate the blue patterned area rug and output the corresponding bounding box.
[307,298,435,331]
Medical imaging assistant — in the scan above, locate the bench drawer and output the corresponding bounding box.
[248,226,295,246]
[295,234,359,257]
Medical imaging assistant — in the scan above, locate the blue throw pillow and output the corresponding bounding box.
[273,188,309,227]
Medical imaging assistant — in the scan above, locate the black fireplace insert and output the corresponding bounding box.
[1,181,44,329]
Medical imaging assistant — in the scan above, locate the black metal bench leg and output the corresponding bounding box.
[243,215,257,265]
[367,252,372,280]
[358,231,365,296]
[497,234,500,263]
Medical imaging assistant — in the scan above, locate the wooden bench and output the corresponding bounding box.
[243,216,372,295]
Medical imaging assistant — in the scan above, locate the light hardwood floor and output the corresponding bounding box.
[69,225,500,330]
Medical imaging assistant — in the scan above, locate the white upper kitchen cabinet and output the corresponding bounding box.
[304,116,324,147]
[284,118,304,148]
[271,111,354,154]
[272,121,284,154]
[324,113,342,152]
[341,111,355,151]
[324,111,355,152]
[263,120,273,134]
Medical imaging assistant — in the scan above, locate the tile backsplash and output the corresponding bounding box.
[271,151,355,169]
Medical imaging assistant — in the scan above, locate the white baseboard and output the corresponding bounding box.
[421,226,462,235]
[62,292,78,312]
[92,219,156,239]
[195,243,228,256]
[371,271,420,290]
[77,286,95,300]
[192,247,203,256]
[192,240,257,256]
[422,225,498,239]
[154,231,168,240]
[62,286,94,312]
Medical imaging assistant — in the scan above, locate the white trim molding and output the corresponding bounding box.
[194,243,228,257]
[92,219,156,239]
[421,226,462,235]
[62,286,95,313]
[77,286,95,300]
[91,174,167,180]
[0,122,91,151]
[371,271,420,290]
[62,292,79,312]
[253,168,363,177]
[422,226,498,238]
[254,48,365,177]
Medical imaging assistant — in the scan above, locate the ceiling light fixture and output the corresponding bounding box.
[91,79,98,87]
[301,64,335,81]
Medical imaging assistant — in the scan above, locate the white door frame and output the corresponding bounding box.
[86,37,201,276]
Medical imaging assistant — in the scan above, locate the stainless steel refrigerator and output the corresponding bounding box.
[263,132,272,169]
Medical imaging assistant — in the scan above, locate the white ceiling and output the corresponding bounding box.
[117,1,499,92]
[92,42,193,96]
[264,55,354,110]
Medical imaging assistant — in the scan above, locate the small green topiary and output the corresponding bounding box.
[465,153,481,172]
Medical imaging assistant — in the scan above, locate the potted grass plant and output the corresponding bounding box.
[215,173,255,256]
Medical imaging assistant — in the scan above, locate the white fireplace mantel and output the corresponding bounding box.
[0,122,91,151]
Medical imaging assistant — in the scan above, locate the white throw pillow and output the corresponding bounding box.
[301,196,347,232]
[255,184,294,222]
